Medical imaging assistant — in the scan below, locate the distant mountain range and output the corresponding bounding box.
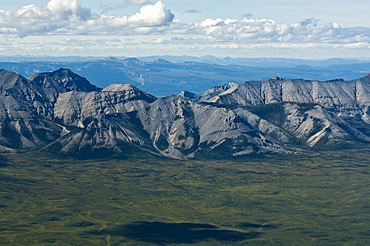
[1,67,370,159]
[0,56,369,97]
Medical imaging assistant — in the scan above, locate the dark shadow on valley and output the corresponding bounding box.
[88,221,264,244]
[0,155,8,167]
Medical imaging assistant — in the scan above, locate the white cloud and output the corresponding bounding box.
[0,0,369,58]
[338,42,370,49]
[1,34,369,59]
[127,1,174,26]
[187,17,370,44]
[46,0,91,21]
[0,0,173,37]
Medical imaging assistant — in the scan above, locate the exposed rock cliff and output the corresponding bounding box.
[0,69,61,151]
[0,68,100,151]
[54,84,156,127]
[47,83,156,157]
[198,74,370,117]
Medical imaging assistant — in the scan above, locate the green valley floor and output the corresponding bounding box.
[0,149,370,245]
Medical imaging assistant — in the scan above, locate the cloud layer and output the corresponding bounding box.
[0,0,369,58]
[191,17,370,43]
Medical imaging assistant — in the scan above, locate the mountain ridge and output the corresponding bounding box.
[197,73,370,116]
[1,67,370,159]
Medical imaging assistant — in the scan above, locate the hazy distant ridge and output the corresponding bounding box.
[0,56,369,97]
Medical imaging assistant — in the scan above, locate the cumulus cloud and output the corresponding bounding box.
[0,0,173,37]
[46,0,92,20]
[127,1,174,26]
[0,0,98,37]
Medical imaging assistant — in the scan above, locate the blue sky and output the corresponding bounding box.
[1,0,370,58]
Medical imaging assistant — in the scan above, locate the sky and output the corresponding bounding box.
[0,0,370,59]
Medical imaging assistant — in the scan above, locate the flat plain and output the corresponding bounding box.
[0,149,370,245]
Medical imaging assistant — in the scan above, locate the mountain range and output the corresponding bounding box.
[1,67,370,159]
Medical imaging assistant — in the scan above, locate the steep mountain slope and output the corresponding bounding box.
[54,84,156,126]
[50,94,288,159]
[198,74,370,117]
[239,103,369,149]
[132,95,369,159]
[47,84,157,157]
[0,69,61,151]
[44,112,152,159]
[0,68,100,152]
[136,95,199,159]
[0,69,53,119]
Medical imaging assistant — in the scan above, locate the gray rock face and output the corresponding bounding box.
[238,103,368,149]
[0,69,62,151]
[45,112,151,158]
[134,95,367,159]
[47,83,157,157]
[0,69,52,120]
[54,84,156,126]
[0,68,100,151]
[137,95,199,158]
[198,74,370,116]
[1,68,370,158]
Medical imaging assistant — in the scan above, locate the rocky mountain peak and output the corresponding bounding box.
[0,69,61,150]
[103,84,136,92]
[28,68,100,103]
[29,68,100,92]
[0,68,53,118]
[179,91,197,99]
[196,81,240,102]
[0,69,28,89]
[102,83,157,102]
